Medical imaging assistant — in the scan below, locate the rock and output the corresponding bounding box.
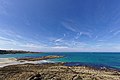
[91,77,98,80]
[17,55,63,61]
[52,77,61,80]
[29,74,42,80]
[73,75,83,80]
[0,62,120,80]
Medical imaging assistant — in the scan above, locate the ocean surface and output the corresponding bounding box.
[0,52,120,69]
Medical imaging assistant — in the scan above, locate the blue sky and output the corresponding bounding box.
[0,0,120,52]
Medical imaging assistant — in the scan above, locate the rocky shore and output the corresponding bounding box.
[0,63,120,80]
[0,56,120,80]
[17,55,63,61]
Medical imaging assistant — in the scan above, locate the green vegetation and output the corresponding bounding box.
[0,50,40,54]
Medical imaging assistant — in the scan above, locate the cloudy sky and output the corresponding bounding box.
[0,0,120,52]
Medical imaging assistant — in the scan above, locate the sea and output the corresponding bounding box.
[0,52,120,70]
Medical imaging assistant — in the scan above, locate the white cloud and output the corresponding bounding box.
[1,27,120,52]
[0,29,23,39]
[0,0,10,15]
[53,34,66,43]
[62,20,92,38]
[74,32,92,40]
[80,32,92,38]
[0,29,48,51]
[62,22,77,32]
[0,36,19,45]
[0,36,48,51]
[51,46,68,49]
[113,30,120,36]
[54,38,63,42]
[20,43,46,49]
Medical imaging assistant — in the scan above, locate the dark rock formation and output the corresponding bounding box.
[28,74,42,80]
[72,75,83,80]
[0,63,120,80]
[0,50,40,54]
[17,55,63,61]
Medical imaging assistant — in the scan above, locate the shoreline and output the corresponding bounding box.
[65,62,120,72]
[0,55,120,71]
[17,55,63,61]
[0,50,41,54]
[0,62,120,80]
[0,55,62,68]
[0,55,120,80]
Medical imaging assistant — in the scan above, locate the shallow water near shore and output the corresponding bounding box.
[0,52,120,69]
[0,58,53,67]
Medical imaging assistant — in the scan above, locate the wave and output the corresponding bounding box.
[0,58,55,68]
[0,58,17,64]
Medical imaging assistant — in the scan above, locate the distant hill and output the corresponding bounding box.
[0,50,40,54]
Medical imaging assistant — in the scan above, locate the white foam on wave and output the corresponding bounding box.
[0,58,17,64]
[0,58,54,68]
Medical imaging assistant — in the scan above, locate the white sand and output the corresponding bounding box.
[0,58,54,67]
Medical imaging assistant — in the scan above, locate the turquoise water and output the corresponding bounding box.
[0,52,120,69]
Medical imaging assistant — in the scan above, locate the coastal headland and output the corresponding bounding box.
[0,55,120,80]
[0,50,40,54]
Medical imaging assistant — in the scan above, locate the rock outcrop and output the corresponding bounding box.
[17,55,63,61]
[0,63,120,80]
[28,74,42,80]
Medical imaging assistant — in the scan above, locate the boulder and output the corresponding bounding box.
[28,74,42,80]
[73,75,83,80]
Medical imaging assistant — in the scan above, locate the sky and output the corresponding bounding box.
[1,0,120,52]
